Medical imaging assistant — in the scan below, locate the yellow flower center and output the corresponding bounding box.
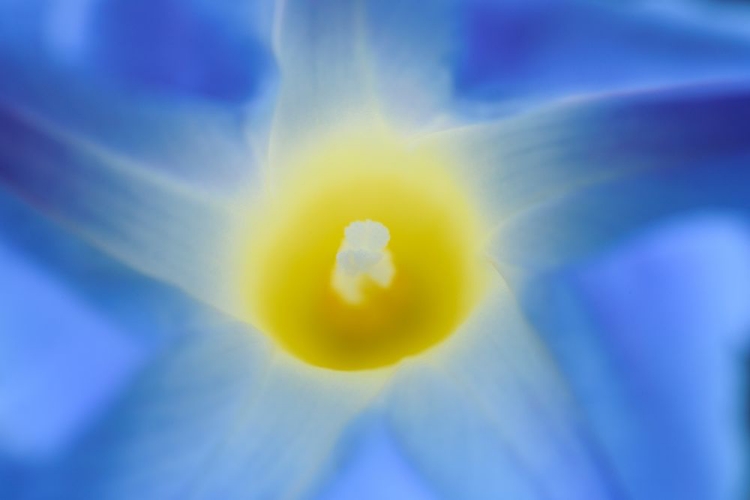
[237,130,486,370]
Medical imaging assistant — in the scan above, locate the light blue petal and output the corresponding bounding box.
[76,0,274,102]
[0,237,147,463]
[447,84,750,498]
[361,0,459,131]
[0,0,274,188]
[452,0,750,114]
[0,106,243,310]
[313,419,438,500]
[635,0,750,41]
[385,278,621,499]
[268,0,378,173]
[2,328,387,500]
[428,82,750,277]
[0,187,216,468]
[521,214,750,499]
[0,186,204,335]
[272,0,461,140]
[1,0,276,103]
[175,360,386,500]
[0,169,357,500]
[0,317,270,500]
[355,0,750,128]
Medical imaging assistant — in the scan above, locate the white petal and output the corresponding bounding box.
[361,0,460,132]
[269,0,380,176]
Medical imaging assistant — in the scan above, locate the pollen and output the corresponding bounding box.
[332,220,395,304]
[236,129,487,370]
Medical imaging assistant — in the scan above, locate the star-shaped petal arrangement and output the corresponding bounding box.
[1,1,750,499]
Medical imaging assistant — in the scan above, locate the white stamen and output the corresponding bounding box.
[332,220,395,304]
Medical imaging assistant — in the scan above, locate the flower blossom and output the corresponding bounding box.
[1,0,750,499]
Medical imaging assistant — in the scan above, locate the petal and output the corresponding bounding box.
[313,420,438,500]
[428,82,750,278]
[271,0,461,142]
[177,360,386,500]
[361,0,460,131]
[269,0,378,173]
[521,214,750,499]
[79,0,275,103]
[452,0,750,114]
[354,0,750,130]
[0,174,368,499]
[0,185,215,465]
[1,0,275,103]
[0,179,211,343]
[0,106,245,312]
[0,0,273,188]
[385,277,621,499]
[636,0,750,40]
[4,326,387,500]
[0,235,148,462]
[496,85,750,279]
[0,318,268,500]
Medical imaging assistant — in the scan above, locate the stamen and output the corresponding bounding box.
[332,220,395,303]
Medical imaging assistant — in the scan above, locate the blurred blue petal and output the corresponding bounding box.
[0,238,147,462]
[0,106,239,309]
[450,82,750,278]
[636,0,750,40]
[453,0,750,113]
[169,363,383,500]
[0,186,203,339]
[314,420,437,500]
[0,191,382,499]
[362,0,458,130]
[268,0,377,171]
[357,0,750,127]
[1,0,275,103]
[521,214,750,499]
[0,183,238,471]
[0,317,268,500]
[0,0,275,187]
[83,0,273,102]
[1,1,749,499]
[2,339,387,500]
[386,279,621,499]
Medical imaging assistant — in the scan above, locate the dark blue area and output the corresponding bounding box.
[580,85,750,170]
[0,108,70,213]
[454,1,750,103]
[87,0,274,102]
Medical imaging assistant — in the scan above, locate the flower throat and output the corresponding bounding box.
[237,130,486,370]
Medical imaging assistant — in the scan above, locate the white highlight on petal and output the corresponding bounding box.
[333,220,395,304]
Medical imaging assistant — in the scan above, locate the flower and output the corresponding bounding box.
[1,0,750,499]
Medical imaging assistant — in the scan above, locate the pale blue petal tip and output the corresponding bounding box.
[0,187,216,478]
[315,419,437,500]
[0,237,149,463]
[524,213,750,500]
